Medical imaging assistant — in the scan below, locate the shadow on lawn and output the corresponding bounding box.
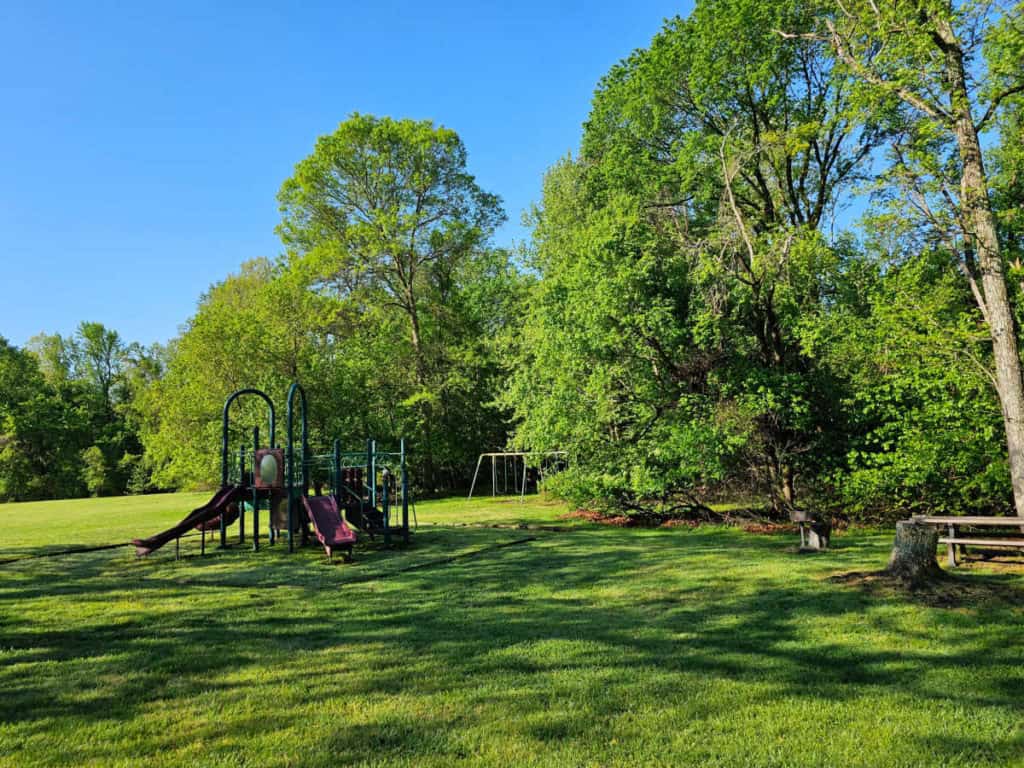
[1,526,1023,765]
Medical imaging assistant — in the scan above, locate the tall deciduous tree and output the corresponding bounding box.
[0,337,89,500]
[275,115,510,487]
[74,321,125,410]
[507,0,879,510]
[26,332,74,387]
[796,0,1024,514]
[277,114,505,382]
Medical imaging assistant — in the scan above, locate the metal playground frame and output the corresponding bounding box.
[467,451,567,501]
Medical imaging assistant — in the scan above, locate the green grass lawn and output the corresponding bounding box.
[0,492,573,556]
[2,493,1023,766]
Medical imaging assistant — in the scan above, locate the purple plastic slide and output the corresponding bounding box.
[195,503,241,532]
[133,485,246,556]
[302,494,357,559]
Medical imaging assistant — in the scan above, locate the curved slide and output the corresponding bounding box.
[303,495,357,559]
[133,485,246,556]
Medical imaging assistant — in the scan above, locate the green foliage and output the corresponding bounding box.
[504,0,876,511]
[0,326,163,501]
[502,0,1022,519]
[141,116,523,493]
[811,248,1009,517]
[6,4,1023,519]
[139,259,322,488]
[80,445,111,496]
[74,321,124,408]
[504,157,729,510]
[0,338,88,501]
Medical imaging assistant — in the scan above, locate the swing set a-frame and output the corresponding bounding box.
[466,451,567,501]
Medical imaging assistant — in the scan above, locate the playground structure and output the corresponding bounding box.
[467,451,567,501]
[133,383,411,560]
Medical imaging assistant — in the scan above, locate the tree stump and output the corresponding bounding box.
[887,520,941,585]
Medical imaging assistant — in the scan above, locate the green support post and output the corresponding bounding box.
[219,477,228,548]
[364,436,372,514]
[237,443,246,544]
[401,437,409,543]
[382,467,391,548]
[252,426,259,551]
[333,439,341,505]
[373,439,378,527]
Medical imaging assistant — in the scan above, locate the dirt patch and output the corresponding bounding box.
[741,523,798,535]
[559,510,634,526]
[828,568,1024,608]
[559,509,797,532]
[490,498,564,506]
[660,518,702,529]
[950,551,1024,572]
[559,510,739,530]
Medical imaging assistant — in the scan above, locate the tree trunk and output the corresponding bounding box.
[407,302,425,382]
[945,41,1024,519]
[781,463,795,507]
[887,520,942,585]
[765,448,796,510]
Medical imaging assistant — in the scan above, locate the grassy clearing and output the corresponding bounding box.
[0,493,570,556]
[0,492,212,553]
[1,493,1023,766]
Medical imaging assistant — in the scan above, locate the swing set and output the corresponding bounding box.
[467,451,567,501]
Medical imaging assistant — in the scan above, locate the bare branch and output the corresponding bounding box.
[823,18,953,123]
[776,30,824,41]
[978,81,1024,129]
[719,133,758,277]
[890,143,991,323]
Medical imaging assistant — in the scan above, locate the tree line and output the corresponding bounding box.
[0,325,164,499]
[2,0,1022,521]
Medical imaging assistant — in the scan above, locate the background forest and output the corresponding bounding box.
[2,0,1022,522]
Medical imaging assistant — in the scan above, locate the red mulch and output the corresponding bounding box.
[740,523,798,534]
[558,509,808,533]
[560,509,747,530]
[660,518,702,528]
[560,510,634,526]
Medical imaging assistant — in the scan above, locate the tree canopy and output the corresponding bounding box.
[3,1,1023,521]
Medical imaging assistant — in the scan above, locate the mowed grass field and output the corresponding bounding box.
[2,493,1023,767]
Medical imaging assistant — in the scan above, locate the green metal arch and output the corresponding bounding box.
[221,388,276,487]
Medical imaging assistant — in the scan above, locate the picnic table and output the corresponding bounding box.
[911,515,1024,567]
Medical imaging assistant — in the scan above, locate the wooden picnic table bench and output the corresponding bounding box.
[911,515,1024,567]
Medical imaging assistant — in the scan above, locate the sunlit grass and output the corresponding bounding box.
[0,492,568,556]
[1,493,1023,766]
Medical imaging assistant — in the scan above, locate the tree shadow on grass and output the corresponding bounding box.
[829,567,1024,609]
[1,526,1023,765]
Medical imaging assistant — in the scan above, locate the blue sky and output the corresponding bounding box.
[1,0,690,347]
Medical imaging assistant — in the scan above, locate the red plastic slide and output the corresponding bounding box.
[133,485,246,556]
[302,494,357,559]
